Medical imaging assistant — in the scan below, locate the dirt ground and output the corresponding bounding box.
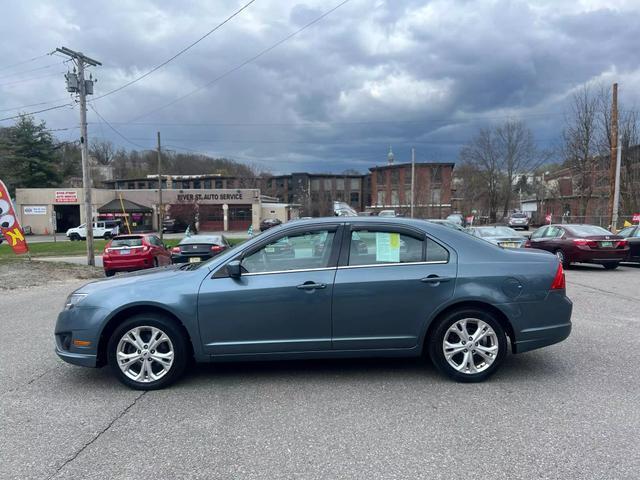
[0,259,103,290]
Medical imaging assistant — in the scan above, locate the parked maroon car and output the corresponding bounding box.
[103,234,172,277]
[525,224,629,269]
[617,224,640,263]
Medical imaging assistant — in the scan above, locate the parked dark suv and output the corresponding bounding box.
[525,224,628,269]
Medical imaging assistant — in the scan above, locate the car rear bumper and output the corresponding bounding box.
[571,248,628,264]
[171,253,213,263]
[504,291,573,354]
[103,256,154,271]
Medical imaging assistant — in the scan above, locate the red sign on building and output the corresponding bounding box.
[55,190,78,203]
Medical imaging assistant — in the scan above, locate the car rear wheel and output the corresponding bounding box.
[428,308,507,383]
[107,314,189,390]
[555,249,570,268]
[153,257,159,268]
[105,270,115,277]
[103,232,112,240]
[603,263,619,270]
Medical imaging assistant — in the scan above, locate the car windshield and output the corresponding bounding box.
[568,225,612,236]
[511,213,527,218]
[111,237,143,247]
[180,235,222,245]
[478,227,518,237]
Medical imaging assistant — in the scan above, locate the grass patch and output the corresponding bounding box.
[0,237,246,260]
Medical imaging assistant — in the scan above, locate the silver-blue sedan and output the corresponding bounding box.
[55,217,572,390]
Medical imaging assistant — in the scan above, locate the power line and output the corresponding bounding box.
[0,62,65,81]
[126,0,352,123]
[0,97,72,113]
[88,103,151,150]
[0,103,74,122]
[87,110,566,128]
[0,53,50,72]
[91,0,257,101]
[0,70,66,88]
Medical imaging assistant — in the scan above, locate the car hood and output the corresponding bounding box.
[76,264,193,294]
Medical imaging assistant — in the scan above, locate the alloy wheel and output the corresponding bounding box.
[116,326,174,383]
[556,250,565,264]
[442,318,499,374]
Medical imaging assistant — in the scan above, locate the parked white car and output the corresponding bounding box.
[378,210,397,217]
[66,221,120,241]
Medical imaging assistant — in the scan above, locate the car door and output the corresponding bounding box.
[197,224,343,355]
[628,227,640,260]
[528,226,549,251]
[331,223,456,350]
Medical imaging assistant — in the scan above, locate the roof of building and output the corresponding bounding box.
[98,199,153,213]
[369,162,455,172]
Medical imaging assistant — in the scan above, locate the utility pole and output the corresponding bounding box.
[611,137,622,231]
[157,131,164,241]
[410,147,415,218]
[56,46,101,266]
[607,83,618,230]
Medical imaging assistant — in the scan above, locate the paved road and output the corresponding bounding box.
[1,265,639,479]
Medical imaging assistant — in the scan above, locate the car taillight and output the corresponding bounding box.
[171,246,181,254]
[211,245,224,253]
[616,240,627,248]
[524,239,531,248]
[550,263,565,290]
[573,238,597,247]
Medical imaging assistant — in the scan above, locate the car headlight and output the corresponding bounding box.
[64,293,88,310]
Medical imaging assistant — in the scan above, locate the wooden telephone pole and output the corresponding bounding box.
[607,83,618,231]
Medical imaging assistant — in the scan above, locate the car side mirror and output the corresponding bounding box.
[226,260,242,278]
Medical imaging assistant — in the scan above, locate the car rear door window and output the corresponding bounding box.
[242,230,336,274]
[348,230,423,266]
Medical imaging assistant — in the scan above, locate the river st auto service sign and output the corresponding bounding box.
[55,190,78,203]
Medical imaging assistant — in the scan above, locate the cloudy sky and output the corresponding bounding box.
[1,0,639,174]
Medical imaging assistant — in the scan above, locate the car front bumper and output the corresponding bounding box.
[55,346,98,367]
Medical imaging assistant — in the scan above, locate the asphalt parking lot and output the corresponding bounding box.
[1,264,639,480]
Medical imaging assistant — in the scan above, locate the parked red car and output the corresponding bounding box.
[525,224,628,269]
[103,234,171,277]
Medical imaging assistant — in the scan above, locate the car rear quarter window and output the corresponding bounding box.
[348,230,423,266]
[426,238,449,262]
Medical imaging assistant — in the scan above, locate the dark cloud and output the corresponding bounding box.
[1,0,640,173]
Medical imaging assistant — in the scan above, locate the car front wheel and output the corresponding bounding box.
[428,309,507,383]
[107,314,189,390]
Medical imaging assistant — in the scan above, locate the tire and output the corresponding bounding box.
[105,270,116,277]
[153,257,159,268]
[555,249,570,268]
[428,308,507,383]
[69,233,79,241]
[603,263,619,270]
[104,232,112,240]
[107,314,189,390]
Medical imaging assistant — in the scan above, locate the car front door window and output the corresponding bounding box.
[242,230,336,274]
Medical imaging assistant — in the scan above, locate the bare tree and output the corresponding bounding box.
[619,110,640,214]
[459,128,503,222]
[495,120,539,217]
[90,139,115,166]
[562,85,601,216]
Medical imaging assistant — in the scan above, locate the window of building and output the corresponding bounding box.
[404,170,411,184]
[203,180,211,189]
[215,179,223,189]
[311,179,320,191]
[347,230,423,266]
[324,178,332,190]
[350,192,360,204]
[324,191,332,202]
[127,182,135,189]
[350,178,361,190]
[336,178,345,190]
[376,170,385,185]
[431,167,442,183]
[242,230,336,274]
[336,191,344,201]
[390,169,400,185]
[377,190,386,205]
[431,188,441,204]
[391,190,399,205]
[193,180,201,189]
[181,181,191,189]
[405,188,412,204]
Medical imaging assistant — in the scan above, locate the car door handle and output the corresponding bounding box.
[420,275,453,284]
[296,282,327,290]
